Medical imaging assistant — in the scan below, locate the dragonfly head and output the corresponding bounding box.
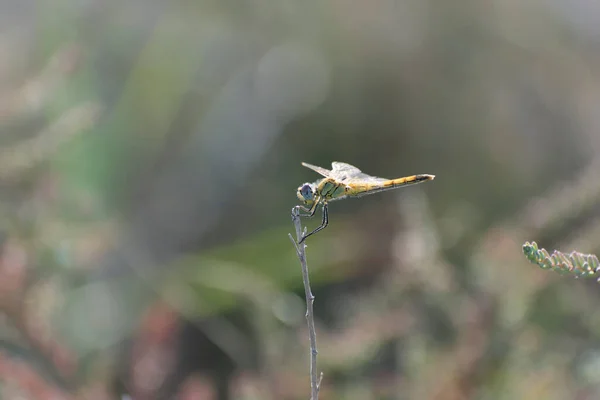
[297,182,316,204]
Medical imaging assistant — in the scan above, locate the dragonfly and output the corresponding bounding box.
[294,161,435,243]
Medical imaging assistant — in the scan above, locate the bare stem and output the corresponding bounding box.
[289,207,320,400]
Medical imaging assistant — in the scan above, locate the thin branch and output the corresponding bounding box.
[289,207,320,400]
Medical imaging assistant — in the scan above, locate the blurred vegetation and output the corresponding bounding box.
[2,0,600,399]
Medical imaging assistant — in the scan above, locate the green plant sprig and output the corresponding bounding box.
[522,241,600,279]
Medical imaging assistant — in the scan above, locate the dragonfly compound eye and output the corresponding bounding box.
[298,183,314,202]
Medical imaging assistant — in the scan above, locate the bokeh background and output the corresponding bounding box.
[2,1,600,399]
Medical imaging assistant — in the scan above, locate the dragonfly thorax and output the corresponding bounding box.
[297,182,316,204]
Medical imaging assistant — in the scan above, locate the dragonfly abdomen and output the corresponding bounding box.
[385,174,433,187]
[348,174,435,197]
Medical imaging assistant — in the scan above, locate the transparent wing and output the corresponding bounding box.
[331,161,388,183]
[331,162,362,175]
[301,162,333,178]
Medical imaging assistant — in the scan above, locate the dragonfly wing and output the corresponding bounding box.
[301,162,332,178]
[330,162,370,182]
[355,174,389,184]
[303,161,389,183]
[331,162,362,174]
[337,163,394,196]
[342,173,387,183]
[334,162,389,184]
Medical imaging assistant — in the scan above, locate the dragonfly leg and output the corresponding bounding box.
[292,197,320,218]
[293,205,311,217]
[299,203,328,244]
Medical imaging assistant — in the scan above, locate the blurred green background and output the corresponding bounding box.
[1,1,600,399]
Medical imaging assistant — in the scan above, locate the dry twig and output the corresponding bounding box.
[289,208,320,400]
